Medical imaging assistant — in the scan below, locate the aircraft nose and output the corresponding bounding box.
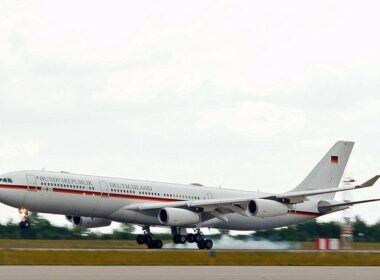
[0,184,9,204]
[0,177,25,207]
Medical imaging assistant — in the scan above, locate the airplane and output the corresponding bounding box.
[0,140,379,250]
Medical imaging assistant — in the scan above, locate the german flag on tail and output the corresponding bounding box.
[331,155,338,164]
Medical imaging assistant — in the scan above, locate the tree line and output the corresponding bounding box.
[0,214,379,242]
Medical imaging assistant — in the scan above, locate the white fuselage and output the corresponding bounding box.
[0,170,324,230]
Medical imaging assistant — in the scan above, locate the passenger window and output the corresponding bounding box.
[8,179,12,183]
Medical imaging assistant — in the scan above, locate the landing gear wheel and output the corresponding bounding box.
[19,220,30,229]
[186,233,194,243]
[179,235,186,244]
[194,233,203,243]
[144,235,153,245]
[24,220,31,228]
[204,239,213,250]
[197,240,206,249]
[136,234,145,245]
[147,241,155,249]
[173,234,180,244]
[153,239,163,249]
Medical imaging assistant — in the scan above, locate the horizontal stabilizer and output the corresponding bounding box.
[271,175,380,203]
[319,198,380,210]
[357,175,380,188]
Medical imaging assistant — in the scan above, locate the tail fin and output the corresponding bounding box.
[291,141,354,199]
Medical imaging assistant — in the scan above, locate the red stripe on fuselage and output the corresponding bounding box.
[0,184,179,202]
[52,187,178,202]
[288,210,320,217]
[0,184,29,190]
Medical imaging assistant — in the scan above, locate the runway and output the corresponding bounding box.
[2,247,380,252]
[1,266,380,280]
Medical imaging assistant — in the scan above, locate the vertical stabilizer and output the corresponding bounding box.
[291,141,354,199]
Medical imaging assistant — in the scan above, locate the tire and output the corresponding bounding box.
[204,239,213,250]
[194,233,203,243]
[186,233,194,243]
[179,235,186,244]
[197,240,205,250]
[154,239,163,249]
[24,221,31,228]
[136,235,145,245]
[144,235,153,245]
[173,234,180,244]
[19,221,28,229]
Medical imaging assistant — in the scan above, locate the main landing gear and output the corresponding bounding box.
[192,230,213,250]
[136,226,163,249]
[172,227,213,250]
[18,208,31,229]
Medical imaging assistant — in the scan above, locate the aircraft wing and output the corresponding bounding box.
[125,196,255,211]
[124,175,379,221]
[124,196,268,222]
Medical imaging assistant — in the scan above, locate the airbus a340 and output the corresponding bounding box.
[0,141,378,249]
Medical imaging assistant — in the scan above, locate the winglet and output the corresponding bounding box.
[356,175,380,188]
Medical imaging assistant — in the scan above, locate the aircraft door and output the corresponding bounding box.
[100,181,109,197]
[207,192,213,199]
[26,175,38,191]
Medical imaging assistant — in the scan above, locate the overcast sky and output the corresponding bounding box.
[0,0,380,231]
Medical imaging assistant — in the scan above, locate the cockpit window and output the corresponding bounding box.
[0,178,13,183]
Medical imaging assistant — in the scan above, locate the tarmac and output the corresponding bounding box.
[2,247,380,252]
[1,266,380,280]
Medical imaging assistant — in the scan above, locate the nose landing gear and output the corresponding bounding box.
[18,208,30,229]
[136,226,163,249]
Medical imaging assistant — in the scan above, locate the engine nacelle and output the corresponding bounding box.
[158,208,200,226]
[65,215,112,228]
[248,199,289,217]
[318,200,346,214]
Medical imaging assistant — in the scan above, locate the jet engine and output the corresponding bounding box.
[247,199,289,217]
[158,208,200,226]
[317,200,347,214]
[65,215,112,228]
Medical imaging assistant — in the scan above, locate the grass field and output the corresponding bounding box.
[1,250,380,265]
[301,242,380,250]
[0,239,143,249]
[1,240,380,265]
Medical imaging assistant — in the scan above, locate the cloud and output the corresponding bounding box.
[195,101,306,138]
[0,0,380,227]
